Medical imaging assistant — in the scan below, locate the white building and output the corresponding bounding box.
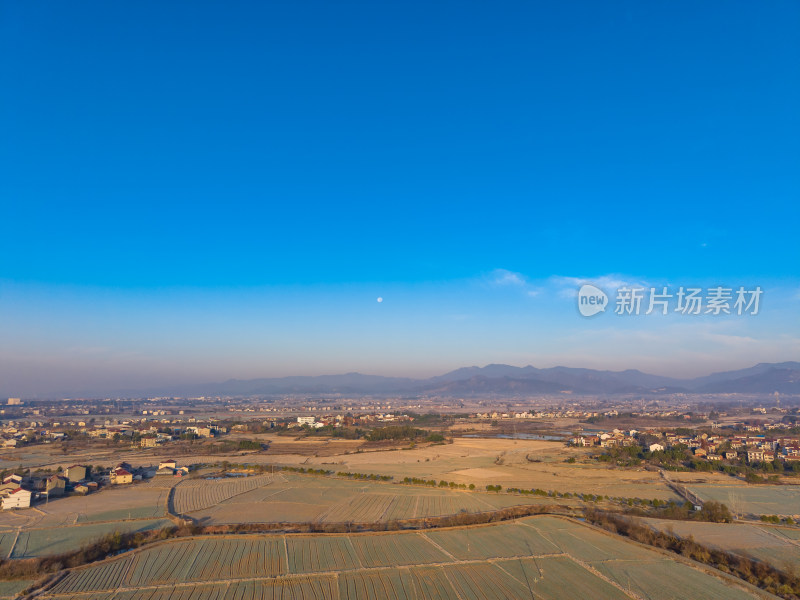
[297,416,316,426]
[2,488,31,509]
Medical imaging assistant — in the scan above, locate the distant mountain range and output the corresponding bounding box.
[147,361,800,398]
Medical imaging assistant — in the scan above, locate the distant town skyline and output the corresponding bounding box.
[2,2,798,396]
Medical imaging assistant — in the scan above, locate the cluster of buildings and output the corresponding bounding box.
[0,421,70,447]
[475,408,702,420]
[0,466,95,510]
[0,460,189,510]
[291,413,412,429]
[0,417,229,450]
[571,428,800,464]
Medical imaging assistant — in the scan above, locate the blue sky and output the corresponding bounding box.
[1,1,798,395]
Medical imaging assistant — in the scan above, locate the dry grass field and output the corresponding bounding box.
[15,436,773,506]
[38,516,770,600]
[113,437,679,501]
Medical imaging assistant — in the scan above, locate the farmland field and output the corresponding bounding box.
[0,579,34,599]
[37,516,768,600]
[171,474,274,514]
[103,437,683,501]
[186,473,567,525]
[0,533,16,558]
[0,483,174,561]
[34,483,170,525]
[686,484,800,517]
[286,536,361,573]
[592,558,771,600]
[645,518,800,572]
[9,519,172,558]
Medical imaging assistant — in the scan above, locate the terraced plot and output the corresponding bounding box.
[39,516,768,600]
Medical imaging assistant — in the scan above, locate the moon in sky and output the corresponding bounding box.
[377,297,383,303]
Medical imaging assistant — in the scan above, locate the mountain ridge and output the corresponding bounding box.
[52,361,800,398]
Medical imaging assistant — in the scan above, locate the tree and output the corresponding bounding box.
[696,501,732,523]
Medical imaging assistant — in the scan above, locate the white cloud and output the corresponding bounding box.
[488,269,527,286]
[548,274,649,299]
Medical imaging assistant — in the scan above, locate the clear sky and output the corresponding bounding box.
[1,1,799,396]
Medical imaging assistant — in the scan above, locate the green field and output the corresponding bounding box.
[39,516,766,600]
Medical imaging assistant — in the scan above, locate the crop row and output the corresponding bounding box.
[46,562,627,600]
[44,517,766,600]
[316,493,394,523]
[316,491,499,524]
[287,537,360,573]
[172,475,274,514]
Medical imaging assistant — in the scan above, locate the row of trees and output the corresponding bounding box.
[364,425,444,443]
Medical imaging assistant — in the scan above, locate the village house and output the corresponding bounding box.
[0,482,18,497]
[111,467,133,485]
[65,465,88,482]
[45,475,66,497]
[2,488,31,510]
[3,474,22,486]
